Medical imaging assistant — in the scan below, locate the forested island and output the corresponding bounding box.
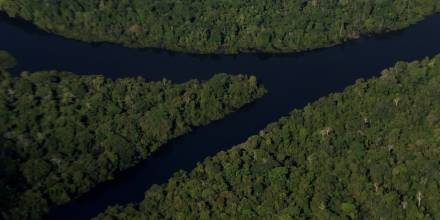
[0,0,438,54]
[0,52,266,220]
[95,55,440,219]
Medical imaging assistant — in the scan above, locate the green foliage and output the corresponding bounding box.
[0,55,266,219]
[0,50,16,69]
[0,0,438,54]
[96,55,440,219]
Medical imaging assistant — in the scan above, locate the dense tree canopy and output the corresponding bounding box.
[0,55,266,220]
[0,50,16,69]
[1,0,439,54]
[96,55,440,219]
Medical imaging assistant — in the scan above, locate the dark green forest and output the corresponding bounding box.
[0,0,439,54]
[95,55,440,219]
[0,50,16,69]
[0,52,266,220]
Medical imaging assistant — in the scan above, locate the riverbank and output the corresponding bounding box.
[1,1,439,54]
[0,57,265,220]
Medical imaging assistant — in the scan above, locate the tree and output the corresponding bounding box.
[0,50,16,69]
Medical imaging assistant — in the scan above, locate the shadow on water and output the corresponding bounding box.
[1,12,440,220]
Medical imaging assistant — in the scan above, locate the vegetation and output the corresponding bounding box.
[0,53,266,220]
[0,50,16,69]
[1,0,439,54]
[96,55,440,219]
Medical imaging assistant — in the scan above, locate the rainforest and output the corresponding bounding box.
[96,55,440,219]
[0,1,439,220]
[0,0,439,53]
[0,52,265,219]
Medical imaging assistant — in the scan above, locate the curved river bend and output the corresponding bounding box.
[1,14,440,220]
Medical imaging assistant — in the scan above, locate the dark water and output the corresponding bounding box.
[1,13,440,220]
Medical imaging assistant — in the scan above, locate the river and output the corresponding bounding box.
[1,13,440,220]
